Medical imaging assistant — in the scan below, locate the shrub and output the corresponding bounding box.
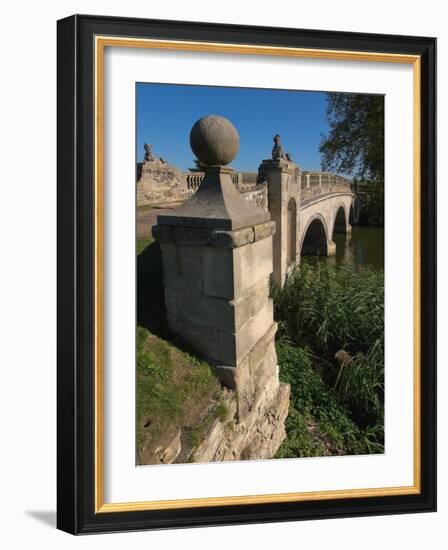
[276,341,370,456]
[272,262,384,357]
[273,262,384,455]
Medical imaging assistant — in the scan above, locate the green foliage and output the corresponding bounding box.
[188,158,206,172]
[320,93,384,182]
[320,93,384,227]
[273,262,384,455]
[357,181,385,226]
[276,407,328,458]
[275,342,367,457]
[272,262,383,357]
[334,339,384,430]
[136,326,221,460]
[215,401,229,422]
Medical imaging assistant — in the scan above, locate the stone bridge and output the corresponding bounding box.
[139,140,356,287]
[298,191,353,256]
[184,168,355,285]
[257,158,355,286]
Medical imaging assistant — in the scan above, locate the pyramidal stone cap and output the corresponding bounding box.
[157,115,270,230]
[190,115,240,166]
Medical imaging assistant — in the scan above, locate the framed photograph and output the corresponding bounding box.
[57,14,436,534]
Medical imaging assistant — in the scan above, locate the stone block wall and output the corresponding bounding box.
[137,159,191,205]
[152,219,283,424]
[138,162,262,207]
[241,185,268,210]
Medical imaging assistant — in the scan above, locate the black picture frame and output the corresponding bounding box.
[57,14,436,535]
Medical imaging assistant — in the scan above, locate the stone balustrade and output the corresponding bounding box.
[300,171,352,201]
[138,161,352,208]
[187,171,259,193]
[186,173,203,191]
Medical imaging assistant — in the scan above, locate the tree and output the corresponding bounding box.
[188,158,205,172]
[319,93,384,183]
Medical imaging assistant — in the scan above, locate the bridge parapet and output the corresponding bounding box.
[301,171,352,200]
[186,172,204,192]
[186,171,258,194]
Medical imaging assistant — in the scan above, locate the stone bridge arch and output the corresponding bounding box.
[330,199,353,239]
[300,214,330,256]
[298,193,354,259]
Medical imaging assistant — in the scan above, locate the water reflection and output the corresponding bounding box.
[305,226,384,270]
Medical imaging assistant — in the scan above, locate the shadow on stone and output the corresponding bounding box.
[137,241,167,337]
[137,240,219,362]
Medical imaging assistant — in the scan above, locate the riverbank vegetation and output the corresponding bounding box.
[273,261,384,457]
[136,325,227,464]
[356,180,384,226]
[136,235,384,460]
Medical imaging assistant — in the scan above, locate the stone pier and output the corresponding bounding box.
[258,136,301,287]
[152,115,290,460]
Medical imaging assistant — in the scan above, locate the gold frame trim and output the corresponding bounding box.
[94,36,421,513]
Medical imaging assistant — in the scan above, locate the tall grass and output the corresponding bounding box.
[272,261,383,355]
[273,261,384,452]
[275,342,367,457]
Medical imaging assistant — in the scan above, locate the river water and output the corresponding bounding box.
[332,226,384,270]
[311,226,384,270]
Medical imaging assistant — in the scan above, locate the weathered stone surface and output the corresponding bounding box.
[190,115,240,166]
[155,224,257,248]
[169,288,235,333]
[232,277,270,331]
[234,356,253,420]
[201,236,273,300]
[158,168,270,231]
[248,322,278,374]
[151,224,173,243]
[234,236,273,297]
[153,429,182,464]
[169,286,269,337]
[212,365,237,390]
[260,157,301,288]
[217,299,274,366]
[168,318,219,361]
[191,381,290,463]
[250,341,279,404]
[164,286,179,323]
[159,243,203,293]
[253,220,276,242]
[173,226,211,246]
[137,160,191,206]
[242,186,268,210]
[202,247,234,299]
[210,227,255,248]
[327,239,336,256]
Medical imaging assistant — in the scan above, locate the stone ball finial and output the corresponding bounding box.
[190,115,240,166]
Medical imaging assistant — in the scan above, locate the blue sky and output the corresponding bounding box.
[136,83,330,173]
